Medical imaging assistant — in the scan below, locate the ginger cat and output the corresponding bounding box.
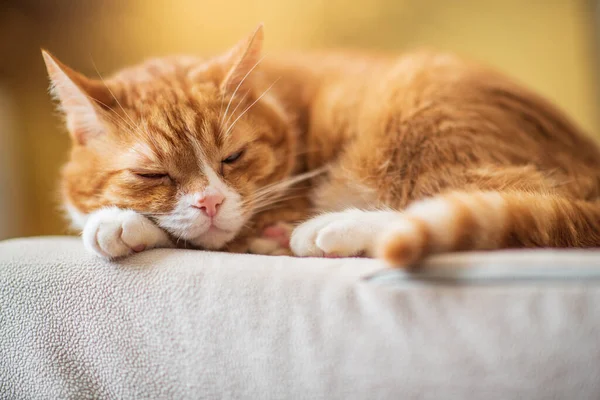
[42,25,600,267]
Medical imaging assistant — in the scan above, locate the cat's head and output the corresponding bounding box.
[43,25,296,249]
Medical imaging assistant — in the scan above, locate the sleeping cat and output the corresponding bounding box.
[42,24,600,267]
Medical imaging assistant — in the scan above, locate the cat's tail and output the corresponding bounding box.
[378,191,600,267]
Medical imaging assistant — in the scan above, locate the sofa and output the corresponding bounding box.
[1,236,600,399]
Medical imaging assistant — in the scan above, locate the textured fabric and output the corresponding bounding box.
[1,237,600,399]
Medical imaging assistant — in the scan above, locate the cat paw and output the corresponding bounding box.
[82,207,172,259]
[247,222,293,256]
[290,210,403,258]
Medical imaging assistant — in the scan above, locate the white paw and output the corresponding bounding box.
[290,209,403,257]
[82,207,173,259]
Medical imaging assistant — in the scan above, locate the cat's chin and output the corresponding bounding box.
[188,227,238,250]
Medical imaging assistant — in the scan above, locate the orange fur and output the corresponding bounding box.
[43,25,600,266]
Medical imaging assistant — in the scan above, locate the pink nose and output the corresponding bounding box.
[192,190,225,217]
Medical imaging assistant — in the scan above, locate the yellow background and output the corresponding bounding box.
[0,0,597,239]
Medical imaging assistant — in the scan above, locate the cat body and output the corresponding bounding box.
[43,25,600,266]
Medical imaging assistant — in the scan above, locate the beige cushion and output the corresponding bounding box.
[1,236,600,399]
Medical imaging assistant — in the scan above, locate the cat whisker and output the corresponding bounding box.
[250,189,306,204]
[244,186,307,207]
[222,89,250,130]
[90,56,144,135]
[243,191,290,209]
[243,167,326,204]
[78,92,141,138]
[223,77,281,137]
[244,191,309,215]
[219,54,267,133]
[251,195,307,214]
[252,169,318,195]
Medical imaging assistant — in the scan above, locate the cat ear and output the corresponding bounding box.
[219,24,264,93]
[41,50,113,145]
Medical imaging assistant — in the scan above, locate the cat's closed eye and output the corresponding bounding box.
[134,171,170,180]
[222,150,244,165]
[220,150,244,175]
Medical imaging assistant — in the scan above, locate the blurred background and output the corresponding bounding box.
[0,0,598,240]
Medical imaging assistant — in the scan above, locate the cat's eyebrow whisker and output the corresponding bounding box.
[219,54,268,133]
[222,89,250,130]
[88,98,132,136]
[79,92,140,137]
[106,114,144,139]
[223,77,281,137]
[90,56,144,135]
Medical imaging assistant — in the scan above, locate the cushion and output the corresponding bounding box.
[1,236,600,399]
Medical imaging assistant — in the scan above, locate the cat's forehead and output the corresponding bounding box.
[137,101,223,156]
[111,56,207,85]
[109,56,221,108]
[104,56,248,161]
[123,110,221,170]
[107,57,223,133]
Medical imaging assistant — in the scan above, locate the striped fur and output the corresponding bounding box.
[378,191,600,266]
[43,25,600,266]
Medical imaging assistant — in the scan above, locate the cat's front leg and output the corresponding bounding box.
[82,207,173,259]
[290,209,408,258]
